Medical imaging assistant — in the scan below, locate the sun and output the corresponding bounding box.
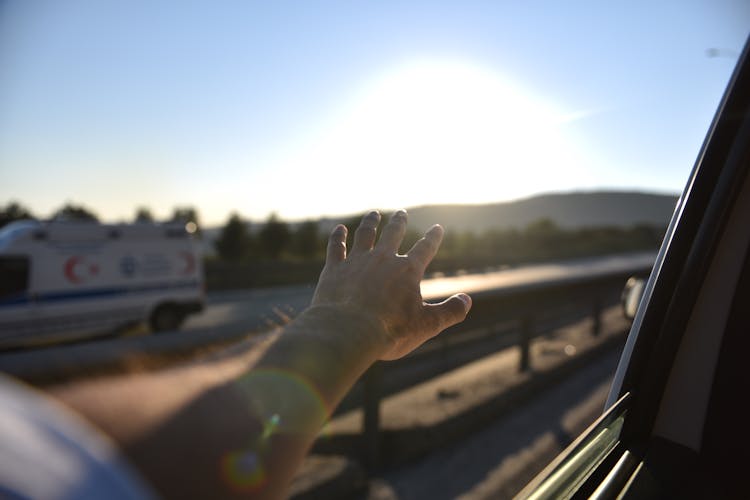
[255,60,586,220]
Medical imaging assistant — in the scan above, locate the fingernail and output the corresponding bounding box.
[457,293,472,308]
[393,209,407,219]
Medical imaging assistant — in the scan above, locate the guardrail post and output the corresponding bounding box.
[519,316,533,372]
[592,300,602,337]
[362,361,383,469]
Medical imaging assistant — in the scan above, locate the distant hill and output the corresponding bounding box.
[202,190,679,253]
[312,190,679,234]
[402,191,679,233]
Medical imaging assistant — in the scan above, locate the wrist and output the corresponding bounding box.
[299,304,393,360]
[254,304,392,411]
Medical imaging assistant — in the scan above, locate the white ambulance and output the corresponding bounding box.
[0,220,205,348]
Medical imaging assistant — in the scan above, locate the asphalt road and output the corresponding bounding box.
[182,282,317,336]
[366,346,621,500]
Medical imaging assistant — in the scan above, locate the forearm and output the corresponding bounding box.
[48,306,389,499]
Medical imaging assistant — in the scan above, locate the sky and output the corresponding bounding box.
[1,1,749,226]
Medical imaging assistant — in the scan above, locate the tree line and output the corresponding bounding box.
[211,211,666,268]
[0,201,201,232]
[1,201,666,271]
[214,212,319,261]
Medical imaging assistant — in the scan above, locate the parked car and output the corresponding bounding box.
[621,276,646,320]
[517,35,750,499]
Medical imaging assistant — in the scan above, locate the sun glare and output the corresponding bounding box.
[254,61,586,219]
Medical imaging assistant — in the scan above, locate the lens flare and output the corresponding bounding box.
[234,368,329,434]
[221,449,267,493]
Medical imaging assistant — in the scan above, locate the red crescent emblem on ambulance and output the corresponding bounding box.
[64,256,99,283]
[64,256,84,283]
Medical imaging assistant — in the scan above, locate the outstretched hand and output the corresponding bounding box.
[311,209,472,361]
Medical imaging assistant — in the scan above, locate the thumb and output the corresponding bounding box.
[426,293,472,332]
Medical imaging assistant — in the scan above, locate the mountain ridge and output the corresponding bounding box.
[202,190,680,247]
[314,190,680,234]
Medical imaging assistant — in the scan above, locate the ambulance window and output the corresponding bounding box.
[0,257,30,298]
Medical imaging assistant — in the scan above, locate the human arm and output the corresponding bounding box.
[47,209,472,499]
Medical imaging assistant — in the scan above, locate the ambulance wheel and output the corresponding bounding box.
[150,305,184,333]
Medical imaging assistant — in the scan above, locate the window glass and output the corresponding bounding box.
[0,257,30,298]
[519,394,629,500]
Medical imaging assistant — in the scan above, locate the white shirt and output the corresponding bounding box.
[0,374,156,499]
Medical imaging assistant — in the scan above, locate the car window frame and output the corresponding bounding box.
[518,33,750,499]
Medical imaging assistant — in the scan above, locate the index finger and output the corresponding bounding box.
[406,224,444,272]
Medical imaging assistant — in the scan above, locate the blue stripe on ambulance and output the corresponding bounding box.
[0,280,200,308]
